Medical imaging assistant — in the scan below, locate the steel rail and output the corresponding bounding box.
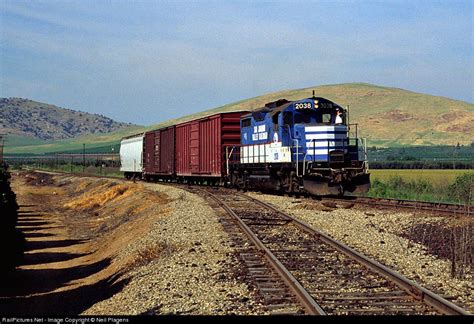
[201,189,326,315]
[243,193,471,316]
[322,196,471,216]
[360,197,471,214]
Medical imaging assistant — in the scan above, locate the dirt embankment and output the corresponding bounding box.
[1,172,262,315]
[0,172,166,315]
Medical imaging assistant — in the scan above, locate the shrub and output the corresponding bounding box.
[368,175,439,202]
[448,173,474,205]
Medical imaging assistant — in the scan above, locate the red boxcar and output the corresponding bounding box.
[175,112,245,179]
[143,126,175,178]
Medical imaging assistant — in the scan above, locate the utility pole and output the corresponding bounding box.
[0,133,5,164]
[83,143,86,172]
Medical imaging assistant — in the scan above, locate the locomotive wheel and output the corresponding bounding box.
[232,171,242,190]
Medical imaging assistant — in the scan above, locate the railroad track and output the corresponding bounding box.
[25,170,471,314]
[185,186,318,315]
[321,196,471,216]
[192,186,470,315]
[28,169,471,216]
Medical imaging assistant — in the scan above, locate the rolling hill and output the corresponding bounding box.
[0,98,137,141]
[4,83,473,154]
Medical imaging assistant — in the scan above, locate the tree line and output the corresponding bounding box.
[370,161,474,169]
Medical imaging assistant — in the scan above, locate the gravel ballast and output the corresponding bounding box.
[84,183,267,315]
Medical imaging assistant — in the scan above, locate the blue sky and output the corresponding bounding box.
[1,0,472,125]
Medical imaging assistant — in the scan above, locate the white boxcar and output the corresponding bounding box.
[120,134,144,175]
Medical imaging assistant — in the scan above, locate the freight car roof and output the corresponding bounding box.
[121,132,145,141]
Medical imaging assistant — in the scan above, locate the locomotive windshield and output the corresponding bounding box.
[294,110,314,123]
[292,108,342,125]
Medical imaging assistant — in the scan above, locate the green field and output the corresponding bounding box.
[5,135,50,147]
[367,169,473,204]
[370,169,471,186]
[4,126,146,154]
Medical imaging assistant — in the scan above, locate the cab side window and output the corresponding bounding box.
[322,113,332,123]
[272,112,280,131]
[242,118,251,128]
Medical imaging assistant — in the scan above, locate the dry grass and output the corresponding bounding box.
[75,180,94,193]
[64,184,133,209]
[124,242,177,272]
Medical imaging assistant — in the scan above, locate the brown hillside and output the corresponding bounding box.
[0,98,135,141]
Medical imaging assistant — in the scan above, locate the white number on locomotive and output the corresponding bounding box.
[295,102,312,109]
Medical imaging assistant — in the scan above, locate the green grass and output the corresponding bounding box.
[4,125,146,154]
[5,135,50,147]
[367,170,474,204]
[4,82,473,154]
[370,169,470,186]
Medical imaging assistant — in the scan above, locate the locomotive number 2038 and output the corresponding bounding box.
[295,102,312,109]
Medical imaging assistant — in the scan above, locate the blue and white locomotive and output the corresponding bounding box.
[229,93,370,195]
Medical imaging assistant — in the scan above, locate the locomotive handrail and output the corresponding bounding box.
[315,139,317,162]
[348,123,359,139]
[302,151,312,176]
[224,144,244,168]
[356,137,369,170]
[293,139,299,176]
[283,123,305,176]
[225,146,235,176]
[363,138,369,170]
[261,143,266,164]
